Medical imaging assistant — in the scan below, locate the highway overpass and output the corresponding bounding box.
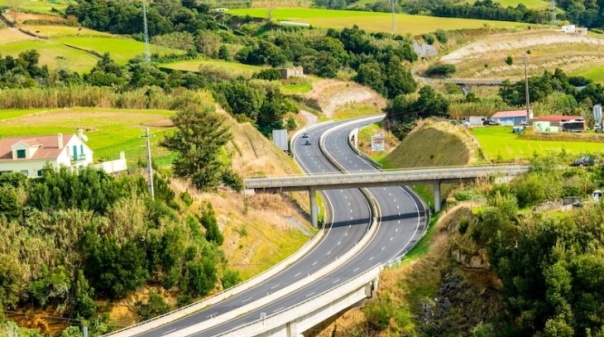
[245,165,530,226]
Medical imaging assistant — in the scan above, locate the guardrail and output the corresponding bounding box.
[214,265,383,337]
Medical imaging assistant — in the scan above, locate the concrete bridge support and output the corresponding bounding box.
[433,181,441,213]
[309,187,318,228]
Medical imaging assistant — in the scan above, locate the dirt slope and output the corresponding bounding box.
[305,79,387,118]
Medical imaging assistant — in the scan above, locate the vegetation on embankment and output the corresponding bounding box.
[381,119,482,168]
[315,152,604,337]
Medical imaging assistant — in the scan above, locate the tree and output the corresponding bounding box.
[505,55,514,65]
[160,102,233,191]
[199,202,223,245]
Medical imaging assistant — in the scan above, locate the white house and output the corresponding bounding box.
[0,132,93,177]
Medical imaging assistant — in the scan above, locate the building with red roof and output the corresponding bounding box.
[491,110,533,126]
[0,132,93,177]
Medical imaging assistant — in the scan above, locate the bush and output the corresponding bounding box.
[423,33,436,45]
[425,63,456,77]
[505,55,513,65]
[135,292,170,321]
[435,29,448,43]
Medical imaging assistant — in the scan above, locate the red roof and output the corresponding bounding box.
[0,134,74,161]
[531,115,583,122]
[492,110,532,118]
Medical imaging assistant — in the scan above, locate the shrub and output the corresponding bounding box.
[505,55,513,65]
[423,33,436,45]
[425,63,456,77]
[435,29,448,43]
[135,292,170,321]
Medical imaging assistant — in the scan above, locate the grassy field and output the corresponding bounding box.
[54,36,184,64]
[458,0,551,9]
[229,8,528,35]
[163,59,264,77]
[21,25,110,38]
[572,64,604,83]
[0,0,71,15]
[0,39,99,73]
[471,126,604,161]
[0,107,175,166]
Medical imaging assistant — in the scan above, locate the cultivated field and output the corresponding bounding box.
[229,8,529,35]
[164,59,264,77]
[0,107,175,165]
[471,126,604,162]
[457,0,551,9]
[0,0,70,15]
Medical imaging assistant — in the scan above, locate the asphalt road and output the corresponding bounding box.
[134,121,373,337]
[178,117,428,337]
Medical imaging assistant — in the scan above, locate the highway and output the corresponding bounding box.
[131,121,373,337]
[171,116,426,337]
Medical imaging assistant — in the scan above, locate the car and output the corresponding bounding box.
[304,139,311,145]
[512,126,525,134]
[301,133,309,138]
[483,118,500,126]
[571,156,595,167]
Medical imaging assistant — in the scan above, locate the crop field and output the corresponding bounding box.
[471,126,604,162]
[573,64,604,83]
[229,8,528,35]
[458,0,551,9]
[0,107,175,166]
[21,25,110,38]
[0,39,98,73]
[0,0,71,15]
[164,59,264,77]
[53,36,184,64]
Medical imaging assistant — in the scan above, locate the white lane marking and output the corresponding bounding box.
[353,267,360,272]
[332,278,341,284]
[163,329,176,334]
[369,256,374,261]
[306,292,316,298]
[312,261,318,266]
[337,241,341,245]
[396,228,399,232]
[327,250,332,255]
[397,205,399,209]
[294,272,301,277]
[273,307,284,313]
[271,284,280,289]
[390,237,393,241]
[398,220,400,224]
[345,232,348,236]
[388,193,392,196]
[381,247,385,251]
[241,297,252,303]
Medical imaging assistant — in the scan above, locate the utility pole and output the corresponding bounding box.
[551,0,556,28]
[143,127,155,200]
[524,54,531,125]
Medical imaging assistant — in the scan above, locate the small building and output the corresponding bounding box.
[491,110,533,126]
[530,115,583,127]
[279,66,304,79]
[561,25,588,35]
[0,132,93,177]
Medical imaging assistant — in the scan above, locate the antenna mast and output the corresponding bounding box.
[143,0,151,63]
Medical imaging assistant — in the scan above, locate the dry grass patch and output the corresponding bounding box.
[305,79,386,118]
[0,27,35,44]
[441,30,604,80]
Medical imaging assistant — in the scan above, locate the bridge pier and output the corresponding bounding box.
[433,181,441,213]
[309,187,318,228]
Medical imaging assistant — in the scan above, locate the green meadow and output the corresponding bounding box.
[229,8,529,35]
[0,107,175,166]
[458,0,551,9]
[164,59,264,77]
[471,126,604,162]
[0,0,71,15]
[0,39,99,73]
[54,36,184,64]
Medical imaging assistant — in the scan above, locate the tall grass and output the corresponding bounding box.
[0,86,186,110]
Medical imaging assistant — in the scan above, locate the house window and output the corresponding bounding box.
[20,170,28,177]
[16,149,26,159]
[37,170,44,177]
